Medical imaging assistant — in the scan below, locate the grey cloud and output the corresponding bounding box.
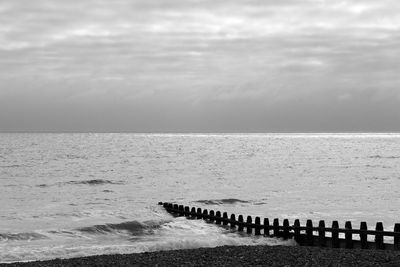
[1,0,400,132]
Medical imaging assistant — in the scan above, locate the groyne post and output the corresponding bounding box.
[283,219,289,240]
[184,206,190,217]
[264,218,270,236]
[394,224,400,250]
[306,220,313,246]
[222,212,229,225]
[238,215,244,232]
[191,207,196,217]
[178,205,184,216]
[273,218,279,237]
[246,216,252,234]
[255,217,261,235]
[375,222,384,250]
[197,208,202,219]
[209,210,215,223]
[230,214,236,228]
[216,211,222,225]
[160,202,400,251]
[345,221,353,249]
[294,219,301,243]
[332,221,339,248]
[360,222,368,249]
[202,209,208,221]
[318,220,326,247]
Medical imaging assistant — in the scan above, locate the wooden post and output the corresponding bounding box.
[168,203,173,211]
[294,219,301,243]
[246,216,252,234]
[238,215,244,232]
[158,202,163,205]
[209,210,215,223]
[306,220,314,246]
[216,211,222,225]
[178,205,184,216]
[318,220,326,247]
[255,217,261,235]
[197,208,202,219]
[375,222,384,250]
[345,221,353,249]
[163,203,168,208]
[273,218,279,237]
[230,214,236,228]
[360,222,368,249]
[173,204,179,213]
[202,209,208,221]
[283,219,289,240]
[222,212,228,225]
[332,221,339,248]
[190,207,195,218]
[184,206,190,217]
[264,218,270,236]
[394,224,400,251]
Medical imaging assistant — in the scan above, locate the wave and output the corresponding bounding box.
[151,217,296,251]
[103,190,114,193]
[0,232,47,241]
[37,179,125,187]
[369,155,400,159]
[196,198,249,205]
[0,225,295,263]
[65,179,124,185]
[365,164,390,169]
[77,220,169,235]
[0,218,295,263]
[365,176,390,181]
[53,154,88,160]
[0,164,24,168]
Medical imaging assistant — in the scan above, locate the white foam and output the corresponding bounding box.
[147,217,295,251]
[0,217,295,263]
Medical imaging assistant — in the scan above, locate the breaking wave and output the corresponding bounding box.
[196,199,249,205]
[77,220,169,235]
[0,218,295,263]
[0,232,47,241]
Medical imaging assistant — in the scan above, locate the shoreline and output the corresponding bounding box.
[3,245,400,266]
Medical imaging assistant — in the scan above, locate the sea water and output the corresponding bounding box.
[1,133,400,262]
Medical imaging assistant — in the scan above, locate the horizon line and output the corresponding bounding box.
[1,131,400,134]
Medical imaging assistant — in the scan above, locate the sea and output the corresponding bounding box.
[1,133,400,263]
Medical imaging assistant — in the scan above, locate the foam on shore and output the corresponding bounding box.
[0,217,294,263]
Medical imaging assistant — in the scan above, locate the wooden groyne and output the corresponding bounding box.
[158,202,400,251]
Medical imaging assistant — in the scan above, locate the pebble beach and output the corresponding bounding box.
[3,245,400,267]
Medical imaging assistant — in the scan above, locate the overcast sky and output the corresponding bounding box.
[1,0,399,132]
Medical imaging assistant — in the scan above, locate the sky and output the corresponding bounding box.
[0,0,400,132]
